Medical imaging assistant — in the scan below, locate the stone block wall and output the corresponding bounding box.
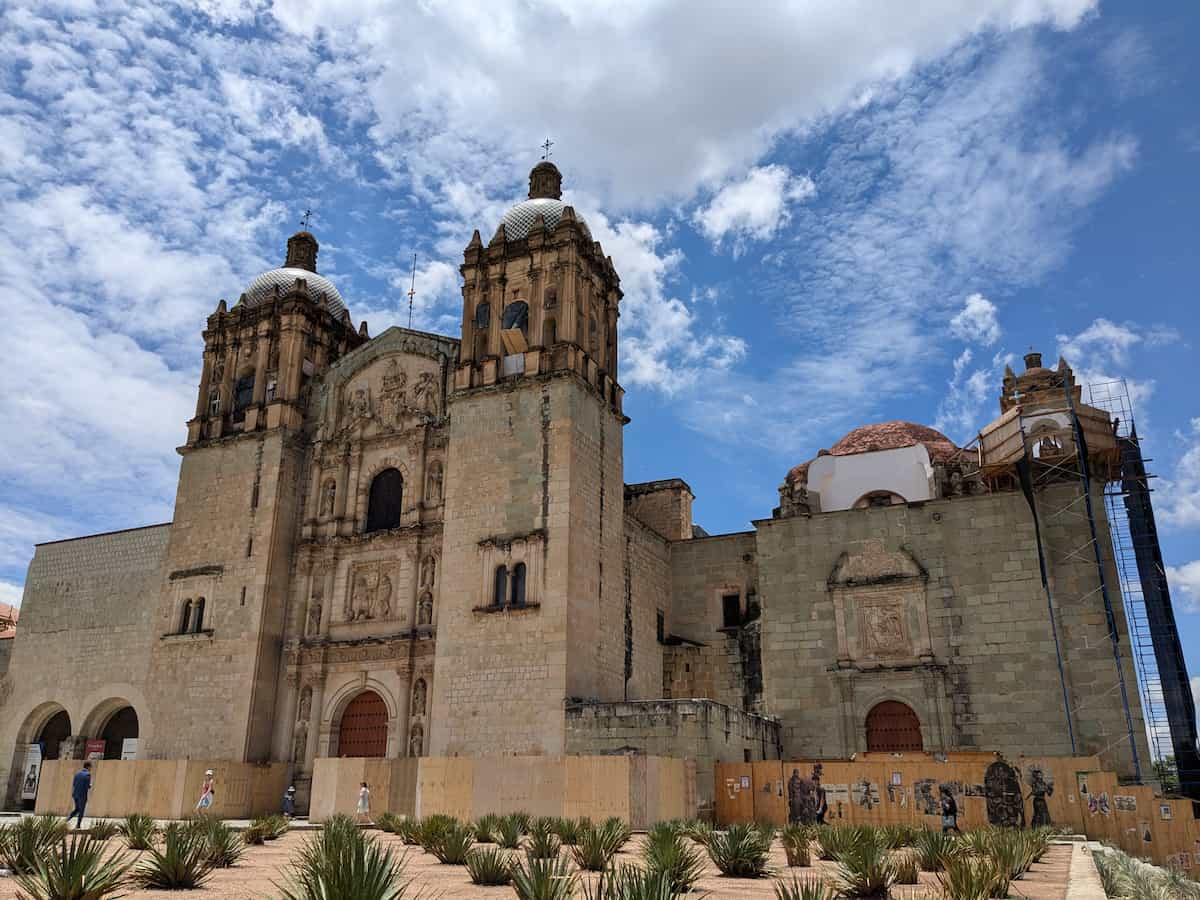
[564,698,781,810]
[668,532,757,642]
[624,515,671,700]
[625,479,693,541]
[0,524,169,807]
[756,484,1151,777]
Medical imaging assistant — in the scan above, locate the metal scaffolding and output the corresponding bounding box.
[1088,378,1200,800]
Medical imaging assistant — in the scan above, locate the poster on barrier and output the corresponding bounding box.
[20,744,42,801]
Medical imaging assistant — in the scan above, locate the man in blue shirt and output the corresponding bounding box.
[68,761,91,829]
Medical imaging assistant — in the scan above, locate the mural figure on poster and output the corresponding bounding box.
[985,760,1025,829]
[787,763,825,825]
[1027,765,1054,828]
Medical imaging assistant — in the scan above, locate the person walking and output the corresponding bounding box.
[196,769,216,812]
[283,785,296,819]
[67,762,92,829]
[356,781,371,823]
[940,788,961,834]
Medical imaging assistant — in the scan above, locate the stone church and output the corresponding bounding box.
[0,162,1150,811]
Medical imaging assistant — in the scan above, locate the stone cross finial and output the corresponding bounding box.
[541,138,554,160]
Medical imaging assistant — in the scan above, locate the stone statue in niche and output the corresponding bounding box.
[420,555,436,588]
[413,371,438,415]
[292,720,308,763]
[298,685,312,721]
[408,724,424,757]
[417,592,433,626]
[307,602,322,636]
[320,479,336,516]
[376,575,392,618]
[861,600,906,656]
[378,359,408,429]
[411,678,427,717]
[346,383,372,422]
[426,462,443,505]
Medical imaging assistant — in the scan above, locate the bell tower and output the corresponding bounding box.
[430,162,629,756]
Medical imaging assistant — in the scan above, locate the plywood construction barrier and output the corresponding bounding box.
[715,752,1200,872]
[34,759,288,820]
[310,755,693,828]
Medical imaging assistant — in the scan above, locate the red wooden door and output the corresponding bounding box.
[337,691,388,757]
[865,701,923,751]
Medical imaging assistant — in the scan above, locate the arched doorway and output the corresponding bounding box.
[865,701,923,751]
[336,691,388,758]
[38,710,72,760]
[99,707,139,760]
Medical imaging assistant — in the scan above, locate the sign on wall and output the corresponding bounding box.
[85,740,106,761]
[20,744,42,800]
[120,738,138,760]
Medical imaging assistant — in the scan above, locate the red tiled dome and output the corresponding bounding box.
[785,421,961,485]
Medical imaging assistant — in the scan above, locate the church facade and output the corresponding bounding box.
[0,163,1150,811]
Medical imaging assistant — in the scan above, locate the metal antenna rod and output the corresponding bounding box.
[407,253,417,329]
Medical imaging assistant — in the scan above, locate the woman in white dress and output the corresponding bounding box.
[356,781,371,823]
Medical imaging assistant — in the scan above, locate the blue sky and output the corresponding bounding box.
[1,1,1196,695]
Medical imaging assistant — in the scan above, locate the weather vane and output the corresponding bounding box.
[300,208,314,229]
[407,253,417,330]
[541,138,554,160]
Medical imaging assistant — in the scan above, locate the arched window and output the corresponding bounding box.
[207,389,220,418]
[502,300,529,335]
[191,597,206,633]
[474,300,491,329]
[853,491,906,509]
[493,565,508,607]
[865,701,923,752]
[232,373,255,422]
[511,562,527,607]
[544,317,557,346]
[178,599,193,634]
[366,468,403,532]
[99,706,139,760]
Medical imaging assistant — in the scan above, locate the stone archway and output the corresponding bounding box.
[865,700,923,751]
[335,690,388,758]
[38,710,72,760]
[98,706,139,759]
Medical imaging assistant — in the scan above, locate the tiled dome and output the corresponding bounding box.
[501,198,589,241]
[786,421,961,485]
[242,267,347,317]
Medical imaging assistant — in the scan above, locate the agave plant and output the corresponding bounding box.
[375,812,401,834]
[276,824,416,900]
[911,827,957,872]
[705,823,773,878]
[86,820,120,842]
[473,813,501,843]
[427,821,475,864]
[196,818,244,868]
[243,822,267,846]
[12,833,134,900]
[642,826,707,892]
[773,874,837,900]
[510,811,533,834]
[133,825,214,889]
[878,824,915,849]
[465,845,513,885]
[510,851,576,900]
[682,820,714,848]
[936,853,1008,900]
[602,817,633,850]
[551,816,582,846]
[892,851,920,885]
[754,821,777,847]
[571,819,626,871]
[415,814,456,852]
[833,827,895,898]
[496,814,524,849]
[780,824,812,867]
[118,814,158,852]
[0,816,68,875]
[581,863,683,900]
[814,825,860,862]
[395,817,421,846]
[527,819,562,861]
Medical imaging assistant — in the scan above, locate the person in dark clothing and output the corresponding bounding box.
[68,762,92,829]
[940,788,960,834]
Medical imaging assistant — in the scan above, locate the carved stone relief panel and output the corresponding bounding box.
[829,541,932,665]
[857,595,910,658]
[344,562,395,622]
[337,354,443,437]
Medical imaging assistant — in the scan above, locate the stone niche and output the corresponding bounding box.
[829,541,933,667]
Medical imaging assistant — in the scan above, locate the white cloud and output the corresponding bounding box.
[950,293,1001,345]
[1159,418,1200,530]
[1167,560,1200,613]
[271,0,1098,207]
[1054,318,1178,416]
[693,166,816,255]
[935,349,1013,440]
[0,580,24,609]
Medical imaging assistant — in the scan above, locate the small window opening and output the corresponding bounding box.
[179,599,193,634]
[265,380,277,403]
[722,594,741,629]
[656,610,665,643]
[240,586,246,607]
[192,597,206,633]
[207,389,220,417]
[232,373,254,422]
[474,300,491,329]
[588,315,598,352]
[544,317,557,346]
[501,300,529,334]
[743,749,752,763]
[493,565,508,607]
[246,537,253,557]
[544,286,558,309]
[511,562,527,607]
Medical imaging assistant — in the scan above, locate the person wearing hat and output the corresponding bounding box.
[282,785,296,819]
[196,769,215,812]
